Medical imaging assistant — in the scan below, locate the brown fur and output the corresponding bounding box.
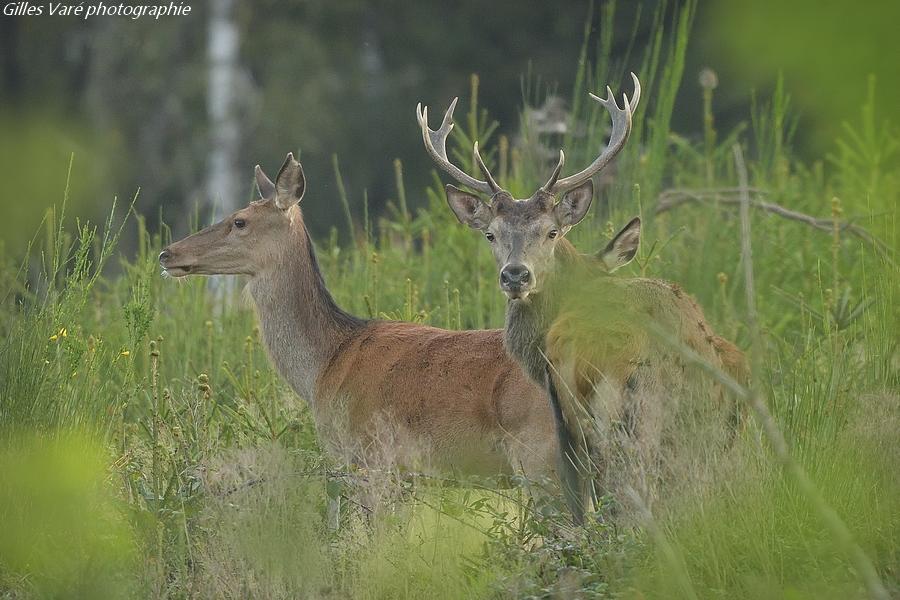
[160,155,559,490]
[435,77,746,518]
[316,322,555,477]
[446,183,747,517]
[544,273,747,513]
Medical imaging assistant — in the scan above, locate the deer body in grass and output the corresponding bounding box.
[418,74,748,522]
[159,155,561,497]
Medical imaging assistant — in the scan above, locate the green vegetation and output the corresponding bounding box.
[1,3,897,598]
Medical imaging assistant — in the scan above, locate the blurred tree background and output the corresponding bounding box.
[0,0,897,254]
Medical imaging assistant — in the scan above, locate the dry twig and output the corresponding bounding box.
[656,187,893,264]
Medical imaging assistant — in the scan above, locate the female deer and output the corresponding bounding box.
[159,154,561,503]
[418,75,747,521]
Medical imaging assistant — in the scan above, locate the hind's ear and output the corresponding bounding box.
[274,152,306,209]
[254,165,276,198]
[599,217,640,271]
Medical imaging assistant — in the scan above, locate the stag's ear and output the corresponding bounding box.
[445,185,492,230]
[254,165,276,199]
[599,217,640,272]
[555,179,593,228]
[274,152,306,209]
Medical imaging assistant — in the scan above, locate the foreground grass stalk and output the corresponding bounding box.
[734,145,759,341]
[648,321,890,600]
[626,489,699,600]
[332,154,357,245]
[728,145,889,600]
[700,69,718,186]
[148,338,165,587]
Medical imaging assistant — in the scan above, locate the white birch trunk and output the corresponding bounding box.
[206,0,240,218]
[206,0,240,298]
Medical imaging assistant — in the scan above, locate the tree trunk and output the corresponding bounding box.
[206,0,241,218]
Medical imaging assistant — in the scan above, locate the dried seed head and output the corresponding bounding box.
[831,196,843,217]
[699,68,718,90]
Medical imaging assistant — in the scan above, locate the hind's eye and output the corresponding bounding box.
[234,218,246,229]
[548,229,559,239]
[485,232,496,242]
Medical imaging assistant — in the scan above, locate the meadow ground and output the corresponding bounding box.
[1,7,898,597]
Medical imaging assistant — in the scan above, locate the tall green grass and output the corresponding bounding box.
[1,3,898,598]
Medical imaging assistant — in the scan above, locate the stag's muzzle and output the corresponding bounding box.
[499,263,533,299]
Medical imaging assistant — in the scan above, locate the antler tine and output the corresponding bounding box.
[629,71,642,113]
[416,97,497,196]
[540,149,565,192]
[548,73,641,195]
[473,141,502,194]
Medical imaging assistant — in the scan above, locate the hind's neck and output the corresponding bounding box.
[247,206,365,401]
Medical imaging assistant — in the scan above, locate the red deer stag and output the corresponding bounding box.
[159,154,562,507]
[418,74,747,522]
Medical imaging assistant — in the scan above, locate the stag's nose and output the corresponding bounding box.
[500,264,531,288]
[158,249,172,265]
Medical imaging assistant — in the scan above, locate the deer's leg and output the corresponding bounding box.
[621,362,667,510]
[545,366,590,525]
[502,409,561,517]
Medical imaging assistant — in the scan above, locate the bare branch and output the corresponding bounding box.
[656,188,894,264]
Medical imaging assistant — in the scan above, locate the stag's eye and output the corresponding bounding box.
[233,218,246,229]
[485,232,496,243]
[548,229,559,239]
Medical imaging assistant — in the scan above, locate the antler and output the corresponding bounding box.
[541,72,642,194]
[416,98,502,196]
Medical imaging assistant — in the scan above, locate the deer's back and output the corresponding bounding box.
[544,276,746,508]
[546,277,739,380]
[544,276,745,439]
[314,321,554,475]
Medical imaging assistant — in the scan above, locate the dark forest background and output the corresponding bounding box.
[1,0,897,252]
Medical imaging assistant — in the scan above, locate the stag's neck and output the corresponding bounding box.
[503,238,582,385]
[504,291,557,385]
[247,209,365,401]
